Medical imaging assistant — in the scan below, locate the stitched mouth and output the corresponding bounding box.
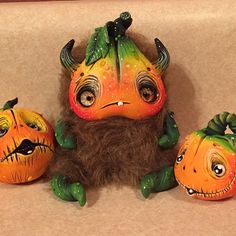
[176,176,236,198]
[0,139,53,162]
[101,101,130,109]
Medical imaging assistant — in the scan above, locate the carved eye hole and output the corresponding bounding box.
[0,127,8,137]
[77,88,96,107]
[27,123,41,131]
[137,75,159,103]
[212,163,226,177]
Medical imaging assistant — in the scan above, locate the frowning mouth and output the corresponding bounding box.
[176,175,236,199]
[0,139,53,162]
[101,101,130,109]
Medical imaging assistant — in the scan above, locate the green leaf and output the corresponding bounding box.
[85,26,110,66]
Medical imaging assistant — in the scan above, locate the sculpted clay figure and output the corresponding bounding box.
[175,112,236,200]
[49,12,179,206]
[0,98,54,184]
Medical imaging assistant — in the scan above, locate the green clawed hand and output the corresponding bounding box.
[55,120,76,149]
[158,112,180,149]
[51,174,86,207]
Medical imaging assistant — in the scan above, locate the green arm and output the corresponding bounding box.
[158,112,180,149]
[55,120,76,149]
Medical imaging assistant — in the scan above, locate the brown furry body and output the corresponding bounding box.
[49,67,176,188]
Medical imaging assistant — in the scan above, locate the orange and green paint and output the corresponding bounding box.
[175,112,236,200]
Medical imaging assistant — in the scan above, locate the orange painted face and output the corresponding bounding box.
[61,11,169,121]
[69,38,166,120]
[174,131,236,200]
[0,107,54,184]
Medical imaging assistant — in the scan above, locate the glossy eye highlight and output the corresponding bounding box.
[212,163,226,177]
[176,154,184,164]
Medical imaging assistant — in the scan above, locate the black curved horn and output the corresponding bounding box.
[60,39,80,72]
[154,38,170,75]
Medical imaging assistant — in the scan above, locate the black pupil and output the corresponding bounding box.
[141,87,155,101]
[177,155,183,162]
[87,96,93,101]
[214,165,223,174]
[28,123,39,130]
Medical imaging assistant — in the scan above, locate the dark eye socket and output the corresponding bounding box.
[212,163,226,177]
[0,127,8,137]
[137,76,159,103]
[27,123,41,131]
[77,87,96,107]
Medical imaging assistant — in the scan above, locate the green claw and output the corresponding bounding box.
[55,120,76,149]
[51,174,86,206]
[140,166,177,199]
[70,183,87,207]
[158,112,180,149]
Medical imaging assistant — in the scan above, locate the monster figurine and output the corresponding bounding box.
[49,12,179,206]
[175,112,236,200]
[0,98,54,184]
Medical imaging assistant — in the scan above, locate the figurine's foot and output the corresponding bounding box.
[140,166,177,199]
[51,174,86,207]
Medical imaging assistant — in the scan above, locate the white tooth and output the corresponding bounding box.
[188,189,194,194]
[117,101,124,106]
[27,150,33,154]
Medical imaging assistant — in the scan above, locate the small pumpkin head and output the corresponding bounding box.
[174,112,236,200]
[61,12,169,121]
[0,98,54,184]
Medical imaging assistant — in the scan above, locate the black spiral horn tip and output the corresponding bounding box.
[67,39,75,49]
[155,38,165,49]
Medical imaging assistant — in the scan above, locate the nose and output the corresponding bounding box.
[182,165,197,173]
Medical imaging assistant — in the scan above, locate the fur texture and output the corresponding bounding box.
[47,70,177,188]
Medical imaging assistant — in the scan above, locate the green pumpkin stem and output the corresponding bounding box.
[3,97,18,110]
[205,112,236,135]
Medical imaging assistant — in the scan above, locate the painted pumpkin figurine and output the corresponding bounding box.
[0,98,54,184]
[50,12,180,206]
[174,112,236,200]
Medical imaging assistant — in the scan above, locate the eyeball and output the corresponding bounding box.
[176,154,184,164]
[139,86,158,103]
[77,88,96,107]
[137,75,159,103]
[212,163,226,177]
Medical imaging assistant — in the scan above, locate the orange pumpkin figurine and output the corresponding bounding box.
[174,112,236,200]
[0,98,54,184]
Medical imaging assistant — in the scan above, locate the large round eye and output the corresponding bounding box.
[77,88,96,107]
[212,163,226,177]
[0,127,8,137]
[176,154,184,164]
[137,76,159,103]
[27,123,41,131]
